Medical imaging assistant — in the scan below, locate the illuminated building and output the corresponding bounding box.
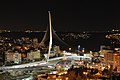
[27,50,40,61]
[5,50,14,62]
[13,51,21,64]
[100,45,112,57]
[27,51,34,61]
[33,50,40,60]
[104,51,120,73]
[5,51,21,64]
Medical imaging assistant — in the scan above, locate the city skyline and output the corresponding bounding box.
[0,1,120,32]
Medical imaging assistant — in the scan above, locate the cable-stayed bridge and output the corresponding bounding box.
[0,11,91,71]
[0,11,70,70]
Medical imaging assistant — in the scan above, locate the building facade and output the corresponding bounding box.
[104,52,120,73]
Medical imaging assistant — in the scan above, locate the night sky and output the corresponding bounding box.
[0,0,120,32]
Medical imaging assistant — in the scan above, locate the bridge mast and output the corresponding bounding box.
[47,11,53,62]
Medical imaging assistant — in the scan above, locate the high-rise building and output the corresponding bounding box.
[104,52,120,73]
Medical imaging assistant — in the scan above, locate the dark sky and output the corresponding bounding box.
[0,0,120,32]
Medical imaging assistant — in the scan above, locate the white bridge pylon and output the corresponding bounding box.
[47,11,52,62]
[40,11,70,62]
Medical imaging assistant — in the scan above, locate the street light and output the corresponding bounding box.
[77,45,80,55]
[82,48,85,53]
[78,45,80,51]
[83,72,88,80]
